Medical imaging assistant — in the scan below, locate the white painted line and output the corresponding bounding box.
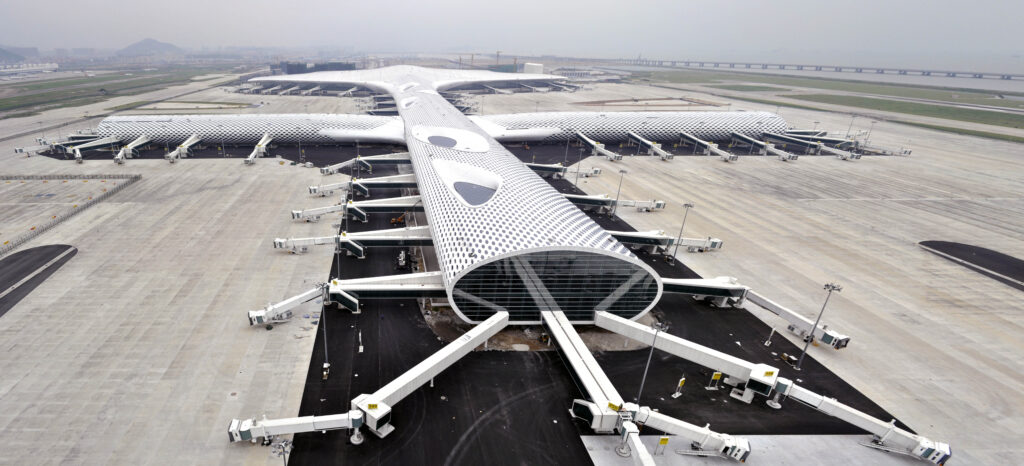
[919,244,1024,288]
[0,247,75,300]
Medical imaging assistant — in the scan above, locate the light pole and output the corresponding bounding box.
[845,115,857,138]
[611,169,627,217]
[865,120,878,146]
[574,147,584,188]
[636,321,669,404]
[563,137,570,165]
[669,202,694,263]
[813,121,820,131]
[795,282,842,371]
[322,286,331,380]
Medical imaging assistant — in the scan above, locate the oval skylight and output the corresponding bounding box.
[431,158,502,207]
[412,125,490,153]
[428,135,458,148]
[452,182,497,206]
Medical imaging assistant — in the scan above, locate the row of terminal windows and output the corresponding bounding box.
[452,250,658,322]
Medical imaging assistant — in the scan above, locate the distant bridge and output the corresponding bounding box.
[618,58,1023,81]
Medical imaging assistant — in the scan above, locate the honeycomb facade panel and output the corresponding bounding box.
[95,114,400,144]
[386,68,663,324]
[477,111,788,142]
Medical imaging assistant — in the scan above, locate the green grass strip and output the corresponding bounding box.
[787,94,1024,129]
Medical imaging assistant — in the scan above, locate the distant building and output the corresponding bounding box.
[278,61,356,75]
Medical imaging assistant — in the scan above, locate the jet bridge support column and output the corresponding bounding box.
[351,311,509,438]
[245,133,272,165]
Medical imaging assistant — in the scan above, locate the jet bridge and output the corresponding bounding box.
[542,310,623,433]
[542,310,751,462]
[320,152,411,175]
[519,82,550,93]
[261,85,282,95]
[308,173,418,197]
[729,132,798,161]
[113,134,151,164]
[524,162,568,178]
[785,133,857,150]
[609,230,723,253]
[746,291,850,349]
[482,84,513,94]
[246,283,328,326]
[232,311,508,445]
[785,129,828,137]
[327,271,446,313]
[164,134,200,163]
[70,136,120,163]
[762,133,856,159]
[273,226,433,257]
[820,145,862,160]
[627,132,673,160]
[661,276,750,307]
[762,132,822,155]
[301,85,322,96]
[278,86,301,95]
[575,132,622,161]
[291,195,423,222]
[351,311,509,437]
[228,412,364,445]
[563,194,666,213]
[350,173,418,197]
[244,133,272,165]
[661,276,850,349]
[593,312,951,464]
[678,132,737,162]
[309,176,352,196]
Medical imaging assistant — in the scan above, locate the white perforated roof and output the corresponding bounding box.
[384,69,640,287]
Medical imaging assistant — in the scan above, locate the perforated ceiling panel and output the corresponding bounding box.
[479,111,787,143]
[96,114,398,144]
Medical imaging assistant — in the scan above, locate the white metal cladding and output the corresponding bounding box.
[95,114,399,144]
[476,111,787,142]
[380,69,661,322]
[95,111,787,145]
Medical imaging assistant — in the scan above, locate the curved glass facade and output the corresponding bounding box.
[452,250,659,322]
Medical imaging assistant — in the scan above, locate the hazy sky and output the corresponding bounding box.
[2,0,1022,71]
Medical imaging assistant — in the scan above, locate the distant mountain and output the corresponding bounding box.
[0,47,25,63]
[116,38,183,57]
